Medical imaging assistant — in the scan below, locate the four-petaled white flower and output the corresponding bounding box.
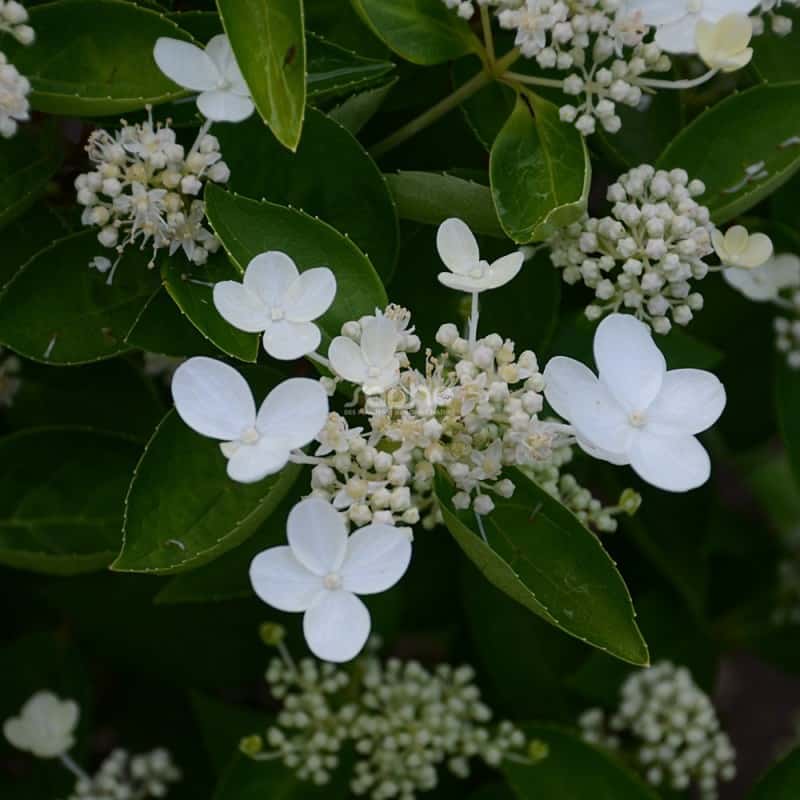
[436,218,523,293]
[543,314,726,492]
[213,252,337,361]
[329,316,401,395]
[625,0,760,53]
[153,34,254,122]
[172,357,328,483]
[3,691,79,759]
[249,497,413,662]
[724,253,800,301]
[696,14,754,71]
[712,225,774,268]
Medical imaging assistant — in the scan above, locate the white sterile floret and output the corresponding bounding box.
[0,51,30,138]
[712,224,773,268]
[3,691,79,758]
[696,13,754,70]
[626,0,760,53]
[329,316,402,395]
[543,314,726,492]
[723,252,800,301]
[171,357,328,483]
[249,498,413,662]
[153,34,254,122]
[436,218,523,293]
[213,251,336,360]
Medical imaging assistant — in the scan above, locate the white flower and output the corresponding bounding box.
[696,13,754,71]
[171,357,328,483]
[213,252,336,361]
[153,34,254,122]
[0,52,30,138]
[543,314,726,492]
[712,225,774,268]
[3,691,79,758]
[329,316,401,395]
[626,0,760,53]
[249,497,413,662]
[724,253,800,301]
[436,218,523,293]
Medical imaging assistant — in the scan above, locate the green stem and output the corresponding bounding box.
[480,5,495,68]
[504,71,565,89]
[370,48,521,159]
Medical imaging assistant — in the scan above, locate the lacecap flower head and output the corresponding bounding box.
[543,314,726,492]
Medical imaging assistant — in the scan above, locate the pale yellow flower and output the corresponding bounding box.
[696,14,754,72]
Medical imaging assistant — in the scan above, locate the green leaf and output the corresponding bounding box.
[749,748,800,799]
[657,83,800,224]
[0,230,160,365]
[329,78,398,134]
[503,724,658,800]
[490,91,590,244]
[112,397,301,574]
[350,0,477,65]
[205,185,388,346]
[161,251,259,362]
[435,467,649,666]
[307,33,395,100]
[776,359,800,488]
[386,171,505,238]
[216,0,306,151]
[3,0,195,116]
[0,122,63,229]
[0,428,140,575]
[125,287,220,358]
[215,108,399,280]
[751,10,800,84]
[453,56,515,150]
[6,359,163,442]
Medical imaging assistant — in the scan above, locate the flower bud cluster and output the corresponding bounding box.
[316,305,576,525]
[774,314,800,369]
[0,2,34,139]
[0,346,20,407]
[75,111,229,277]
[68,748,181,800]
[549,164,713,332]
[250,647,527,800]
[579,662,736,800]
[752,0,798,36]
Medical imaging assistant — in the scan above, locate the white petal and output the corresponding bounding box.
[341,524,412,595]
[543,356,633,456]
[594,314,666,414]
[624,0,685,25]
[630,432,711,492]
[741,233,774,268]
[153,37,220,91]
[172,357,255,441]
[705,0,761,19]
[284,268,337,322]
[646,369,726,435]
[303,590,371,662]
[263,320,322,361]
[329,336,368,384]
[197,90,255,122]
[576,435,631,466]
[226,438,290,483]
[244,251,298,307]
[436,218,480,275]
[363,360,400,395]
[722,267,777,301]
[287,497,348,576]
[655,14,700,53]
[486,252,524,289]
[205,34,250,95]
[361,316,399,367]
[437,271,488,293]
[249,546,324,611]
[213,281,268,332]
[256,377,329,447]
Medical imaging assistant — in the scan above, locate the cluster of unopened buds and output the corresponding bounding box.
[0,0,34,138]
[2,690,181,800]
[578,662,736,799]
[242,629,534,800]
[548,163,773,331]
[0,345,21,407]
[75,108,229,281]
[440,0,764,135]
[752,0,799,35]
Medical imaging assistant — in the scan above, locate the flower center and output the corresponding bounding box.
[270,306,285,321]
[629,411,647,428]
[323,572,342,590]
[687,0,703,12]
[469,261,488,279]
[240,426,260,444]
